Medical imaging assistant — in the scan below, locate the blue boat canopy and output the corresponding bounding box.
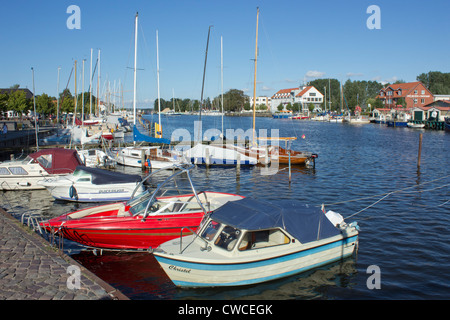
[210,197,341,244]
[74,166,142,185]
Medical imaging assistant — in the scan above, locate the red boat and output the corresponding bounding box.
[40,165,244,250]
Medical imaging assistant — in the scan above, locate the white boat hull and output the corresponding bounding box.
[39,177,144,202]
[116,146,182,169]
[182,144,257,166]
[154,233,358,287]
[0,163,49,190]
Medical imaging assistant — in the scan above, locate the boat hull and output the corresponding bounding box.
[54,213,203,250]
[42,182,144,202]
[154,234,358,287]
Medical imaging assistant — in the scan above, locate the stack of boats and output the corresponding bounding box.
[35,164,359,288]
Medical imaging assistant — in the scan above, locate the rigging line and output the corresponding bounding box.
[344,191,395,220]
[323,174,450,206]
[410,199,450,208]
[344,182,450,220]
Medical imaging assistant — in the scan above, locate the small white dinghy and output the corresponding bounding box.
[153,197,359,287]
[38,165,145,202]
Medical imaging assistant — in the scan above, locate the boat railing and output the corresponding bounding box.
[131,164,208,221]
[179,226,209,254]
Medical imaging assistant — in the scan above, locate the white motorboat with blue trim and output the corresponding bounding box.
[153,198,359,287]
[38,165,145,202]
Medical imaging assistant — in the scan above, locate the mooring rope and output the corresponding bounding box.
[342,178,450,220]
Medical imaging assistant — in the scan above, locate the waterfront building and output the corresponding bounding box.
[249,96,271,110]
[434,94,450,102]
[270,86,323,113]
[412,100,450,121]
[376,81,433,109]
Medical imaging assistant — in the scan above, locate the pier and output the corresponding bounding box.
[407,120,446,130]
[0,207,128,300]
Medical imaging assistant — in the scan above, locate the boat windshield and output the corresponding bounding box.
[213,225,241,251]
[200,220,221,241]
[128,193,157,216]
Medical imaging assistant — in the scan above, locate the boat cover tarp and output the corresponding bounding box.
[210,197,341,244]
[74,165,142,185]
[29,148,83,174]
[133,125,171,144]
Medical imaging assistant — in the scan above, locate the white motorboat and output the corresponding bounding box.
[153,197,359,287]
[38,165,145,202]
[0,148,83,191]
[407,122,425,129]
[180,143,257,166]
[77,148,116,168]
[115,145,183,169]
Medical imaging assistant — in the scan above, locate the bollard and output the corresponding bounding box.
[205,148,210,168]
[417,133,423,168]
[236,153,241,175]
[288,151,291,184]
[141,150,146,170]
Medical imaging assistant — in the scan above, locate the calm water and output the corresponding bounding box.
[2,115,449,300]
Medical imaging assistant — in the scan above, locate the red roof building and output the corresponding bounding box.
[376,81,434,109]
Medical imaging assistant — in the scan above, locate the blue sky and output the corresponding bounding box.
[1,0,449,109]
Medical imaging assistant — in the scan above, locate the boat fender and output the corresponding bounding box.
[69,185,78,200]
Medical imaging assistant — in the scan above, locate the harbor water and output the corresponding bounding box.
[2,115,449,300]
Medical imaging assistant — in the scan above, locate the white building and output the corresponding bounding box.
[270,86,323,113]
[249,96,271,110]
[295,86,324,113]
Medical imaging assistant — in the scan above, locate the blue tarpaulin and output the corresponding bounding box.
[210,197,341,244]
[74,166,142,185]
[133,125,171,144]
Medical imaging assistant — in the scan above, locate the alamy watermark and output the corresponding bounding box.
[171,121,281,175]
[66,5,81,30]
[366,265,381,289]
[366,5,381,30]
[67,265,81,290]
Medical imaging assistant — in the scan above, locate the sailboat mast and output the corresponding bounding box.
[252,7,259,146]
[156,29,161,130]
[89,48,93,119]
[221,35,224,137]
[73,60,77,128]
[200,25,212,121]
[133,12,138,126]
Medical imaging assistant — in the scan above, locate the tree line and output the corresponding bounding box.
[2,71,450,117]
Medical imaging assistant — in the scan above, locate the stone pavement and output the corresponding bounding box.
[0,208,129,300]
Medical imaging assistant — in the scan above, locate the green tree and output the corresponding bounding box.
[60,89,74,113]
[36,93,55,115]
[308,78,342,111]
[0,92,8,113]
[8,90,30,116]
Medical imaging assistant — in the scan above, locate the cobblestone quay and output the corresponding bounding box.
[0,208,129,300]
